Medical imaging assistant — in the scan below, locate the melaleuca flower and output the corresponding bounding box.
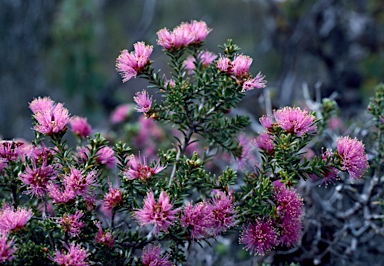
[315,149,339,186]
[69,116,92,138]
[63,168,98,200]
[0,205,33,233]
[336,136,369,180]
[29,143,54,163]
[133,90,153,113]
[19,159,56,197]
[110,104,132,124]
[123,154,165,182]
[184,51,217,73]
[103,182,123,210]
[209,190,237,235]
[273,181,304,247]
[59,210,85,238]
[259,115,273,130]
[142,245,172,266]
[116,42,153,82]
[164,78,176,89]
[242,72,266,92]
[216,56,232,73]
[273,106,316,136]
[95,222,114,248]
[134,191,179,235]
[47,182,76,204]
[239,219,279,255]
[254,132,274,154]
[181,202,213,239]
[235,134,256,170]
[0,140,29,164]
[29,97,70,136]
[50,242,89,266]
[232,54,253,77]
[0,233,16,263]
[96,146,116,169]
[157,20,211,50]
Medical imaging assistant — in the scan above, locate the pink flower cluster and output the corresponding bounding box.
[103,182,123,211]
[181,190,237,239]
[0,205,33,233]
[69,116,92,138]
[123,154,164,182]
[254,132,274,155]
[29,97,70,135]
[336,136,369,180]
[184,51,217,73]
[59,210,85,237]
[116,42,153,82]
[260,107,317,136]
[239,182,304,255]
[50,242,89,266]
[133,90,153,113]
[95,222,114,248]
[0,233,16,263]
[142,245,172,266]
[157,20,211,50]
[216,54,266,91]
[134,191,179,235]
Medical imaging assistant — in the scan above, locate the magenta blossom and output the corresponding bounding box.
[110,104,132,124]
[232,54,253,77]
[19,159,56,197]
[69,116,92,138]
[59,210,85,237]
[209,190,237,235]
[216,56,232,73]
[259,115,273,130]
[241,72,266,92]
[103,182,123,210]
[124,154,165,182]
[116,42,153,82]
[240,219,279,255]
[134,90,153,113]
[336,136,369,180]
[0,233,16,263]
[50,242,89,266]
[184,51,217,73]
[47,182,76,204]
[273,106,316,136]
[29,97,70,135]
[181,202,213,239]
[134,191,179,234]
[0,140,29,163]
[96,146,116,169]
[63,168,98,200]
[254,132,274,154]
[142,245,172,266]
[95,222,114,248]
[0,205,33,233]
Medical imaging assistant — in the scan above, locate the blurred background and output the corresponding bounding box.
[1,0,383,140]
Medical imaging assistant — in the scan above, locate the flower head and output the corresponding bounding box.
[181,202,213,239]
[47,182,77,204]
[124,154,165,182]
[96,146,116,169]
[259,115,273,129]
[50,242,89,266]
[29,97,70,135]
[0,140,29,163]
[19,159,56,197]
[103,183,123,210]
[209,190,237,235]
[63,168,98,199]
[184,51,217,73]
[116,42,153,82]
[59,210,85,237]
[0,205,33,233]
[110,104,133,124]
[216,56,232,73]
[336,136,368,180]
[232,55,253,77]
[134,191,179,234]
[134,90,153,113]
[254,132,274,154]
[241,72,266,91]
[95,222,114,248]
[240,219,279,255]
[142,245,172,266]
[273,107,316,136]
[0,233,16,263]
[70,116,92,138]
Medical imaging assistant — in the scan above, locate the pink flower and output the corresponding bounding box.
[315,150,339,186]
[116,42,153,82]
[164,79,176,89]
[70,116,92,138]
[241,72,266,91]
[188,20,211,43]
[184,51,217,73]
[216,56,232,73]
[95,222,114,248]
[50,242,89,266]
[19,159,56,197]
[259,115,273,129]
[110,104,132,124]
[232,54,253,77]
[156,28,174,50]
[96,146,116,169]
[63,168,98,199]
[209,190,237,235]
[273,107,316,136]
[254,132,274,154]
[142,245,172,266]
[0,205,33,233]
[47,183,76,204]
[336,136,369,180]
[103,183,123,210]
[134,90,153,113]
[240,219,279,255]
[59,210,85,237]
[29,97,70,135]
[181,202,213,239]
[134,191,179,234]
[124,154,165,182]
[0,140,29,163]
[235,134,256,170]
[0,233,16,263]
